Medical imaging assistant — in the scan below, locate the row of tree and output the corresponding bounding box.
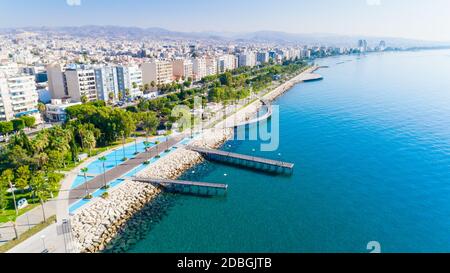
[0,116,36,136]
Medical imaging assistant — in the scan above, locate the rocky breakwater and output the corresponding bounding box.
[71,181,161,253]
[71,129,232,253]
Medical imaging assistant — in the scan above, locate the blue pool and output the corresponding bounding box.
[84,141,157,175]
[71,175,94,189]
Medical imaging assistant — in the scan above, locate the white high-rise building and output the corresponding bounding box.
[65,68,97,102]
[127,65,143,97]
[205,57,217,76]
[94,66,119,101]
[0,74,40,122]
[0,63,19,78]
[238,52,257,67]
[142,60,173,85]
[216,54,236,73]
[192,58,207,81]
[256,51,269,65]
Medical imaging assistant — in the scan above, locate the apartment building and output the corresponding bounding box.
[256,51,269,65]
[0,74,40,122]
[238,52,257,67]
[94,66,119,101]
[116,65,143,98]
[172,59,193,80]
[142,60,173,85]
[46,63,67,99]
[216,54,237,74]
[205,57,217,76]
[192,58,207,81]
[65,68,97,102]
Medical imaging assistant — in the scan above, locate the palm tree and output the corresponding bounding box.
[98,157,108,189]
[81,167,90,199]
[2,170,18,216]
[121,131,127,161]
[30,172,49,222]
[9,216,19,240]
[134,134,138,155]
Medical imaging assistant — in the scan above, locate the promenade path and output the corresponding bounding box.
[68,134,186,204]
[0,201,56,247]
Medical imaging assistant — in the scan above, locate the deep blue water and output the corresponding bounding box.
[127,50,450,253]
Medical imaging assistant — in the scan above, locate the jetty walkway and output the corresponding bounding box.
[185,145,294,174]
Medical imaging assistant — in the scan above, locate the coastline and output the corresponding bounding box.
[70,65,320,253]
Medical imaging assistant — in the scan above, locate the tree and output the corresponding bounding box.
[21,116,36,128]
[12,119,25,131]
[220,72,233,86]
[183,80,192,88]
[37,102,46,116]
[15,165,31,192]
[2,169,18,216]
[81,95,89,104]
[108,92,115,102]
[29,171,48,221]
[0,121,13,136]
[99,156,108,189]
[47,150,65,170]
[150,81,156,88]
[69,135,79,163]
[83,130,96,156]
[141,112,159,142]
[0,176,8,212]
[46,172,61,199]
[81,167,91,199]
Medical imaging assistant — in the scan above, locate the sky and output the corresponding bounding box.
[1,0,450,42]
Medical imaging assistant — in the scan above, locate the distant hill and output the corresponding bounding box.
[1,25,449,48]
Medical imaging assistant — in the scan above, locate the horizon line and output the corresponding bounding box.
[2,24,450,44]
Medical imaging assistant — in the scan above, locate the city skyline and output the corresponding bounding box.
[1,0,450,42]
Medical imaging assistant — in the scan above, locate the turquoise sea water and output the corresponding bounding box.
[126,50,450,253]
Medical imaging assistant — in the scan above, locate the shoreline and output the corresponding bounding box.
[70,66,320,253]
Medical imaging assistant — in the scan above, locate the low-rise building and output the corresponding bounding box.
[45,98,81,122]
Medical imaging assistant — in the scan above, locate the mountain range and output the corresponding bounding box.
[1,25,449,48]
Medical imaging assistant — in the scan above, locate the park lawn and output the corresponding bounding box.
[0,202,40,224]
[0,173,64,224]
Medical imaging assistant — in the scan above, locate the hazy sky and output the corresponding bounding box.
[1,0,450,42]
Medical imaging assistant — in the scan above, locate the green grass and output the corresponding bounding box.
[0,215,56,253]
[0,173,63,224]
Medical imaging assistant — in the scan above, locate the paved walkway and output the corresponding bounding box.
[0,201,56,246]
[7,223,67,253]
